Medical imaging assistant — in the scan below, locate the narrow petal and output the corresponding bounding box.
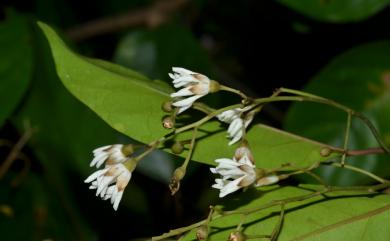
[84,169,107,183]
[172,67,195,75]
[113,191,124,211]
[170,87,193,98]
[219,176,245,197]
[173,93,202,107]
[93,145,111,154]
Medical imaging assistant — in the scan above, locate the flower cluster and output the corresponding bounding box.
[169,67,219,114]
[210,146,279,197]
[210,146,256,197]
[217,107,254,145]
[85,144,135,210]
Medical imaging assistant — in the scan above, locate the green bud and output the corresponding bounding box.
[161,101,173,113]
[228,231,246,241]
[169,166,186,195]
[162,116,175,129]
[171,141,184,154]
[196,225,208,240]
[320,147,332,157]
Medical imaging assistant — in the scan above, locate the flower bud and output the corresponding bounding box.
[171,141,184,154]
[162,116,175,129]
[196,225,208,240]
[256,175,279,187]
[169,166,186,195]
[161,101,174,113]
[228,231,246,241]
[320,147,332,157]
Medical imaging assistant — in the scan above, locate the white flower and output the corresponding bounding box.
[85,163,132,210]
[169,67,211,114]
[217,107,254,145]
[210,147,256,197]
[90,144,129,168]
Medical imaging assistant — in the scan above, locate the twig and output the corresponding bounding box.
[0,128,34,180]
[346,147,385,156]
[151,183,390,240]
[66,0,189,42]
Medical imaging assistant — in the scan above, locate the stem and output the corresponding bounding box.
[152,183,390,240]
[353,112,390,154]
[330,162,388,184]
[135,140,160,163]
[181,127,198,170]
[0,128,34,180]
[270,204,285,241]
[220,85,249,100]
[152,219,207,241]
[347,147,384,156]
[341,112,352,166]
[192,102,215,114]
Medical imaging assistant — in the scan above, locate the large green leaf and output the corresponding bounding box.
[38,21,341,170]
[277,0,390,23]
[0,11,32,127]
[182,185,390,241]
[285,42,390,185]
[11,22,152,240]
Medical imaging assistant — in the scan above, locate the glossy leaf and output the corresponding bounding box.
[0,11,32,127]
[285,41,390,185]
[183,185,390,241]
[38,21,342,170]
[277,0,390,23]
[12,22,150,236]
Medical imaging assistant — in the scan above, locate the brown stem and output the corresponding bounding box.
[66,0,189,42]
[0,128,34,180]
[346,147,385,156]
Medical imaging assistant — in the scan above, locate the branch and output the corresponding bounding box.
[0,127,35,180]
[65,0,189,42]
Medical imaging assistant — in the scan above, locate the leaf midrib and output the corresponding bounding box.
[290,203,390,241]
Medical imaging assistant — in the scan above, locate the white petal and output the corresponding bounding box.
[173,95,202,112]
[90,153,108,167]
[172,67,195,75]
[170,87,194,98]
[93,145,111,154]
[96,176,114,196]
[212,179,225,189]
[228,133,242,146]
[113,191,124,211]
[84,169,107,183]
[219,176,245,197]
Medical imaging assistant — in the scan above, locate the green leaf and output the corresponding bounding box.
[0,11,33,127]
[182,185,390,241]
[285,41,390,185]
[277,0,389,23]
[38,21,341,170]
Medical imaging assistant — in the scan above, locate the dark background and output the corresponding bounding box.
[1,0,390,240]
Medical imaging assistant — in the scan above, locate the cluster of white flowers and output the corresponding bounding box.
[167,67,278,197]
[210,146,256,197]
[85,145,134,210]
[210,146,279,197]
[169,67,212,114]
[168,67,253,146]
[84,67,276,212]
[217,107,254,145]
